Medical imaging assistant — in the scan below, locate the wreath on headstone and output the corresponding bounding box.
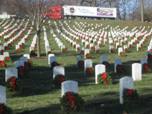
[7,77,17,91]
[60,92,84,112]
[5,57,11,62]
[123,88,139,103]
[0,61,6,68]
[97,72,111,85]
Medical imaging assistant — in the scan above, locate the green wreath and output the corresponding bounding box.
[60,92,84,112]
[97,72,111,84]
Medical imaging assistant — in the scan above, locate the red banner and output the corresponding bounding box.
[47,5,63,20]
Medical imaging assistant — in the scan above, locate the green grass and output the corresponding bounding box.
[0,19,152,114]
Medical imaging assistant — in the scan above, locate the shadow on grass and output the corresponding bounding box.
[54,50,77,57]
[9,66,56,97]
[0,69,5,85]
[16,104,60,114]
[86,92,152,114]
[14,92,152,114]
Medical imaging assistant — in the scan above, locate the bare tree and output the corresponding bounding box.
[103,0,116,7]
[80,0,97,6]
[129,0,152,21]
[22,0,51,57]
[140,0,144,22]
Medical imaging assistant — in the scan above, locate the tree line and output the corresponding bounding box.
[0,0,151,21]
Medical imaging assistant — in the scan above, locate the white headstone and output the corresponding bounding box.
[23,54,30,59]
[5,67,18,82]
[119,76,134,104]
[0,55,4,61]
[84,59,93,70]
[61,80,78,96]
[132,63,142,81]
[48,54,56,65]
[118,47,123,56]
[53,66,65,79]
[0,86,6,104]
[84,49,90,58]
[3,52,9,58]
[114,58,122,72]
[95,64,106,84]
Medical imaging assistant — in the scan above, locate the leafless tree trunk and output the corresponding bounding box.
[24,0,50,57]
[80,0,97,6]
[140,0,144,22]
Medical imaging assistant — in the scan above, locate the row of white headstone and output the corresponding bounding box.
[0,19,36,56]
[0,54,31,105]
[147,35,152,51]
[0,20,17,37]
[3,21,25,40]
[3,19,15,30]
[61,21,152,56]
[52,22,67,52]
[59,22,81,52]
[48,53,142,84]
[0,80,78,104]
[4,24,28,49]
[29,34,38,53]
[16,27,33,51]
[0,19,30,51]
[60,21,100,52]
[0,76,140,105]
[43,26,51,54]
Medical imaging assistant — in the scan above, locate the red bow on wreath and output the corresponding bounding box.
[101,72,109,85]
[5,57,10,61]
[66,92,76,109]
[0,61,6,67]
[123,88,138,100]
[126,89,135,96]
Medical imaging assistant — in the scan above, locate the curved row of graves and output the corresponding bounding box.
[48,41,152,112]
[0,19,152,113]
[0,19,34,113]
